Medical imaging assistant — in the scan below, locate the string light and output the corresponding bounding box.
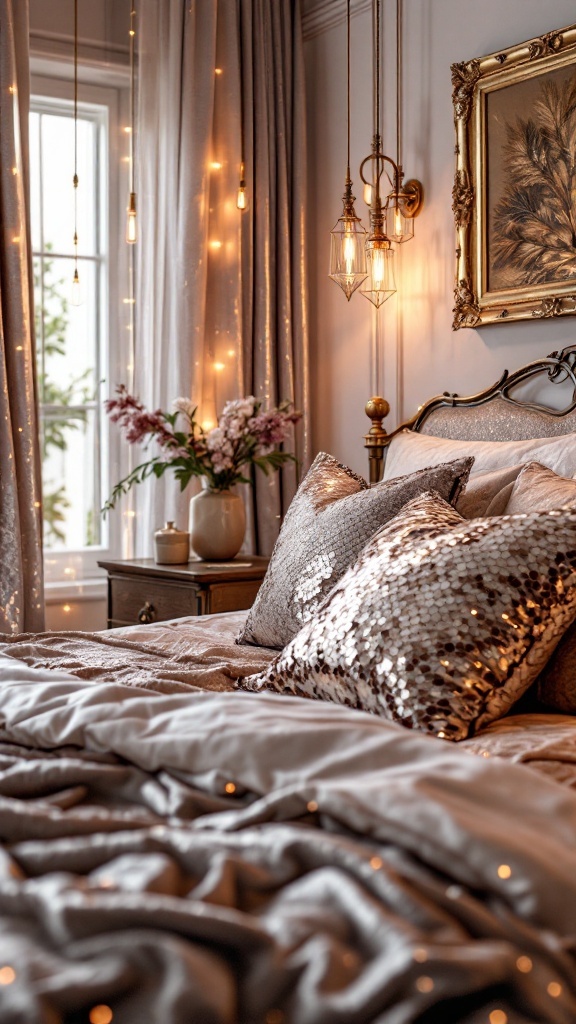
[126,6,137,244]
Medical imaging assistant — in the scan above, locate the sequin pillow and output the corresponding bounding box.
[237,453,473,649]
[240,493,576,740]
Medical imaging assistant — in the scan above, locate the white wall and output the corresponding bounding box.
[304,1,576,477]
[29,0,129,66]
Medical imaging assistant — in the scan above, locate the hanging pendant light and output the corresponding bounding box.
[359,0,395,308]
[236,3,248,212]
[71,0,82,306]
[126,5,137,244]
[237,162,248,210]
[329,0,367,300]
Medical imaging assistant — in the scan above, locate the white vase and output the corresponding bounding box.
[188,488,246,561]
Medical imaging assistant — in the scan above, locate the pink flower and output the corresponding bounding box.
[104,386,302,510]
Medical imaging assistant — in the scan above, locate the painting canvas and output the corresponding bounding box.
[452,24,576,329]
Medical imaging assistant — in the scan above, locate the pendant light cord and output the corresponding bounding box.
[238,0,245,181]
[129,6,136,194]
[396,0,402,168]
[73,0,78,274]
[375,0,380,141]
[346,0,351,181]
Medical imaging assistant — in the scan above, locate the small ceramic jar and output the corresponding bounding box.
[154,521,190,564]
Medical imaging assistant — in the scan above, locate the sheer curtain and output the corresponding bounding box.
[0,0,44,633]
[132,0,309,556]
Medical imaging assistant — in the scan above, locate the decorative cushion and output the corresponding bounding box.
[236,453,473,649]
[500,461,576,516]
[538,627,576,713]
[496,462,576,715]
[456,464,524,518]
[384,429,576,483]
[240,493,576,740]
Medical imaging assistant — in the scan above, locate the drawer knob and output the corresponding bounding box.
[137,601,156,624]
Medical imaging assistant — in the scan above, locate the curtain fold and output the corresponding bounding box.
[133,0,309,557]
[0,0,44,633]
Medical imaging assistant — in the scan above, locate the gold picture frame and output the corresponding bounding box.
[451,23,576,330]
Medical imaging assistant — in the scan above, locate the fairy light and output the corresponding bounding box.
[89,1007,113,1024]
[126,5,137,244]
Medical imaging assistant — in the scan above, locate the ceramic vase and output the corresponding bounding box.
[188,488,246,560]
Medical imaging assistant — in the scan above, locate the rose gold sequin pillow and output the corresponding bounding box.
[237,453,472,649]
[240,493,576,740]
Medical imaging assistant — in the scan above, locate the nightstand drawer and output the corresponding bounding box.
[98,556,270,629]
[109,574,201,626]
[206,580,263,614]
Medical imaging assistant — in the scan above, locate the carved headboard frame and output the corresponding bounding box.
[364,345,576,484]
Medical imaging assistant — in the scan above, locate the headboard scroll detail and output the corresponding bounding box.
[364,345,576,485]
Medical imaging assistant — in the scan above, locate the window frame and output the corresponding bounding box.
[30,69,131,586]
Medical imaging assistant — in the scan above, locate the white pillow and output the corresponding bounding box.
[384,429,576,482]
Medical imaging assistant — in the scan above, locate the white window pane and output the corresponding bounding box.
[37,256,99,401]
[42,409,102,551]
[30,112,41,252]
[40,112,97,257]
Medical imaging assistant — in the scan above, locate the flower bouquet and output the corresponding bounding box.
[103,388,301,557]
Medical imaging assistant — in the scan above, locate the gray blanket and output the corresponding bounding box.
[0,657,575,1023]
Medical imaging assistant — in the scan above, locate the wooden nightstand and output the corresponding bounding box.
[97,556,269,629]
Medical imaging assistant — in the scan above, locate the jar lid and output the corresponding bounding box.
[155,521,188,538]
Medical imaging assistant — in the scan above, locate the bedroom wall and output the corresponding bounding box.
[303,0,576,477]
[29,0,129,67]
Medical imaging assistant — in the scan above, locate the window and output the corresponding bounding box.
[30,74,130,584]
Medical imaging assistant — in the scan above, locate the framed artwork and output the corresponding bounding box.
[451,23,576,330]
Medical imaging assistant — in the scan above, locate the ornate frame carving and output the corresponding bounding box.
[451,23,576,330]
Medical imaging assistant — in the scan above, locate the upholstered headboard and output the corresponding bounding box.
[365,346,576,485]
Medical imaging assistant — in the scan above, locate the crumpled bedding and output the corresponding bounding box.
[0,656,575,1023]
[1,609,576,786]
[0,611,275,694]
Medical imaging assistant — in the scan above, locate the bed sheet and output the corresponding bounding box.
[0,664,575,1022]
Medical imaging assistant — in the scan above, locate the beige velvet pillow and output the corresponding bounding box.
[456,464,524,518]
[498,461,576,715]
[500,461,576,515]
[237,452,472,649]
[384,429,576,482]
[538,628,576,713]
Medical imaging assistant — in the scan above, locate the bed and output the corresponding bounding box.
[1,348,576,1024]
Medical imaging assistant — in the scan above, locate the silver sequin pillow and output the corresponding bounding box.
[237,453,473,649]
[240,493,576,740]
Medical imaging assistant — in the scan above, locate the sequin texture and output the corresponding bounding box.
[237,453,473,649]
[240,493,576,740]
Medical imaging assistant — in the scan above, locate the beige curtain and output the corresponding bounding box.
[133,0,309,556]
[0,0,44,633]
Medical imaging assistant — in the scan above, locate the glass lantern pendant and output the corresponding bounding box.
[386,198,414,243]
[328,0,367,301]
[329,183,368,300]
[360,238,396,307]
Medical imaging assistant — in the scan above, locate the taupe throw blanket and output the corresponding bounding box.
[0,612,276,694]
[0,661,575,1023]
